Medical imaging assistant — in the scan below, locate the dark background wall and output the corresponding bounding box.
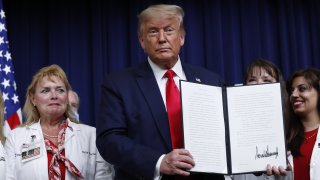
[3,0,320,126]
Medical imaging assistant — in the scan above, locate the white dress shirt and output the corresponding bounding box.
[148,57,186,109]
[148,57,187,180]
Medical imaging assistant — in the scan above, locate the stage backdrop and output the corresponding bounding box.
[3,0,320,126]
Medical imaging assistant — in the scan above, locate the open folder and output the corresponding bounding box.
[180,81,287,175]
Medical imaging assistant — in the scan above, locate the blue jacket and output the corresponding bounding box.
[96,61,223,180]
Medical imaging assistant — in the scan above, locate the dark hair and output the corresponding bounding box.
[244,58,284,84]
[286,67,320,156]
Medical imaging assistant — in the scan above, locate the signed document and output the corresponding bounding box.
[180,81,287,175]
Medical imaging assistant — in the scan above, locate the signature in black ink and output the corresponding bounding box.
[255,146,278,159]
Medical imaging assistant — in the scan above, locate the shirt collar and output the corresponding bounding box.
[148,57,184,81]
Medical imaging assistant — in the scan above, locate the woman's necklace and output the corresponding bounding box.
[43,132,58,138]
[305,130,318,143]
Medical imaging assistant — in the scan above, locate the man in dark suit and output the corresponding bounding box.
[96,4,224,180]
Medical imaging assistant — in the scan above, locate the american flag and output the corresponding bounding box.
[0,1,22,136]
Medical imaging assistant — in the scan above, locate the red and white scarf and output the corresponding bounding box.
[44,120,84,180]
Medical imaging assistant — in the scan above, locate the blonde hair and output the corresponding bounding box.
[23,64,78,125]
[0,91,4,144]
[137,4,185,37]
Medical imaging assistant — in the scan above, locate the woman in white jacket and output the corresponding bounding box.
[0,91,6,180]
[5,64,113,180]
[285,68,320,180]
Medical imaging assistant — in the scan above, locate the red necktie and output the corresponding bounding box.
[164,69,183,149]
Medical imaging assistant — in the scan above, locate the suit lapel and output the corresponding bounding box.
[182,64,202,83]
[135,62,172,150]
[65,119,76,144]
[133,62,204,151]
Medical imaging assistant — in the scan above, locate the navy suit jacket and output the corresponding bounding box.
[96,61,224,180]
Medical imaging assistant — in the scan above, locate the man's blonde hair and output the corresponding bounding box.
[137,4,185,37]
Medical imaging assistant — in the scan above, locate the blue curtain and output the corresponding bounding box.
[4,0,320,126]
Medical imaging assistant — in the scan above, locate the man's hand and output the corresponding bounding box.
[160,149,195,176]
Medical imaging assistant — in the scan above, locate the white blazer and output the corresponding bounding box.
[287,127,320,180]
[5,119,113,180]
[0,143,6,180]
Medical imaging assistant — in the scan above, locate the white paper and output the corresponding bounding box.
[180,81,287,174]
[227,83,287,173]
[181,81,228,173]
